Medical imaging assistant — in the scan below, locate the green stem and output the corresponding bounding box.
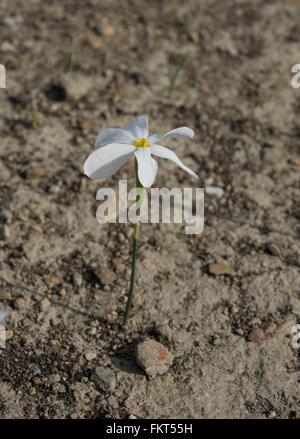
[122,159,142,330]
[167,51,190,99]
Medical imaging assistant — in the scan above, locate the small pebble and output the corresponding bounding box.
[92,366,116,392]
[0,291,12,301]
[209,263,236,276]
[0,209,12,222]
[52,383,66,393]
[155,323,172,340]
[0,41,15,53]
[248,328,264,342]
[277,320,294,332]
[266,243,281,257]
[86,327,97,336]
[13,297,25,310]
[85,351,97,361]
[3,15,23,27]
[73,273,83,288]
[135,339,173,377]
[32,364,41,375]
[95,268,116,286]
[0,225,10,240]
[25,165,45,180]
[205,186,224,197]
[264,322,277,333]
[102,25,115,37]
[5,330,13,340]
[204,176,214,185]
[48,185,60,194]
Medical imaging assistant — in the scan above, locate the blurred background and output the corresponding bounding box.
[0,0,299,419]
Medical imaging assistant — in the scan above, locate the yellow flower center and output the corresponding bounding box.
[135,138,150,148]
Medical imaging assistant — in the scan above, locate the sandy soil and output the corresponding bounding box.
[0,0,299,419]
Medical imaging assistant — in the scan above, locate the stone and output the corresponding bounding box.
[52,383,66,393]
[102,25,115,37]
[0,225,10,240]
[136,339,173,377]
[64,73,93,100]
[85,351,97,361]
[0,291,12,301]
[0,209,12,222]
[13,297,25,310]
[264,322,277,333]
[22,242,38,262]
[92,366,116,392]
[95,268,116,286]
[205,186,224,197]
[248,328,264,342]
[155,323,172,340]
[25,165,45,180]
[112,258,126,272]
[48,185,60,194]
[277,320,294,332]
[86,327,97,336]
[45,276,58,285]
[32,364,41,375]
[3,15,23,27]
[0,41,15,53]
[72,273,83,288]
[266,243,281,257]
[209,263,236,276]
[5,330,13,340]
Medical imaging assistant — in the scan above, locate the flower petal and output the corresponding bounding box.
[134,148,158,188]
[124,115,149,139]
[150,144,198,179]
[147,127,194,144]
[95,128,135,146]
[84,143,135,179]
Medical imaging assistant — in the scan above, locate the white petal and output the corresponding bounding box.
[150,144,198,179]
[95,128,135,146]
[134,148,158,188]
[0,311,8,324]
[148,127,194,144]
[84,143,135,179]
[124,115,149,139]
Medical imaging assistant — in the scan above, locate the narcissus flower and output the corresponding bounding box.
[84,115,198,187]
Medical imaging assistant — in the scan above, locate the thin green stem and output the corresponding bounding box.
[66,39,74,72]
[32,102,38,129]
[122,159,142,330]
[167,51,190,99]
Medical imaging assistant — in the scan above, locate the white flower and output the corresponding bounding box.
[84,115,198,188]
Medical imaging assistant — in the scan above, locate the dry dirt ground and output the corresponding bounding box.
[0,0,299,419]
